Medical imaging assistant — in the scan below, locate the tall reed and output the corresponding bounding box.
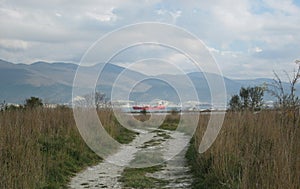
[0,107,134,188]
[189,110,300,189]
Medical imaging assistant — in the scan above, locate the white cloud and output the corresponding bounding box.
[156,9,167,15]
[249,47,263,53]
[86,7,117,22]
[55,12,62,17]
[0,0,299,79]
[0,7,23,19]
[0,39,29,51]
[155,8,182,23]
[169,10,182,23]
[262,0,300,15]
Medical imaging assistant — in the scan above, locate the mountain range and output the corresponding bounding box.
[0,59,297,105]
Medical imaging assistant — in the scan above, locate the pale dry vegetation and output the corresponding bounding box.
[0,107,135,188]
[188,111,300,189]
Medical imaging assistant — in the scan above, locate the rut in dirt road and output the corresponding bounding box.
[69,128,193,189]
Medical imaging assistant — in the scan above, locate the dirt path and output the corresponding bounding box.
[69,128,193,189]
[146,132,193,188]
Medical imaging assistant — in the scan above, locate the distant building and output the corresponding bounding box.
[44,104,58,108]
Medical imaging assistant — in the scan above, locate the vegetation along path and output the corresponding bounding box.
[69,127,193,188]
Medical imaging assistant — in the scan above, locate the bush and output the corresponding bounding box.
[24,96,43,109]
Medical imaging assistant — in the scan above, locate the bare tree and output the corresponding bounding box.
[268,61,300,108]
[81,91,106,110]
[95,92,106,110]
[0,100,7,111]
[267,60,300,126]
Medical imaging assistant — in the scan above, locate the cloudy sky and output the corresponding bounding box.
[0,0,300,79]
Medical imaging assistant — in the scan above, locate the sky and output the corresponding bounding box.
[0,0,300,79]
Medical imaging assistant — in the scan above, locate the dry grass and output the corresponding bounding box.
[189,110,300,189]
[2,107,299,188]
[0,107,135,188]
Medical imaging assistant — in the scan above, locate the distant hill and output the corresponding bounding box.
[0,59,298,104]
[0,59,147,103]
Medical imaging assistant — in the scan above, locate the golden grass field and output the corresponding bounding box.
[0,107,135,188]
[188,110,300,189]
[0,108,299,188]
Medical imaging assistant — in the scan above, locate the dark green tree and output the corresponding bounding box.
[239,87,250,109]
[249,86,264,111]
[229,86,265,111]
[24,97,43,108]
[229,95,242,111]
